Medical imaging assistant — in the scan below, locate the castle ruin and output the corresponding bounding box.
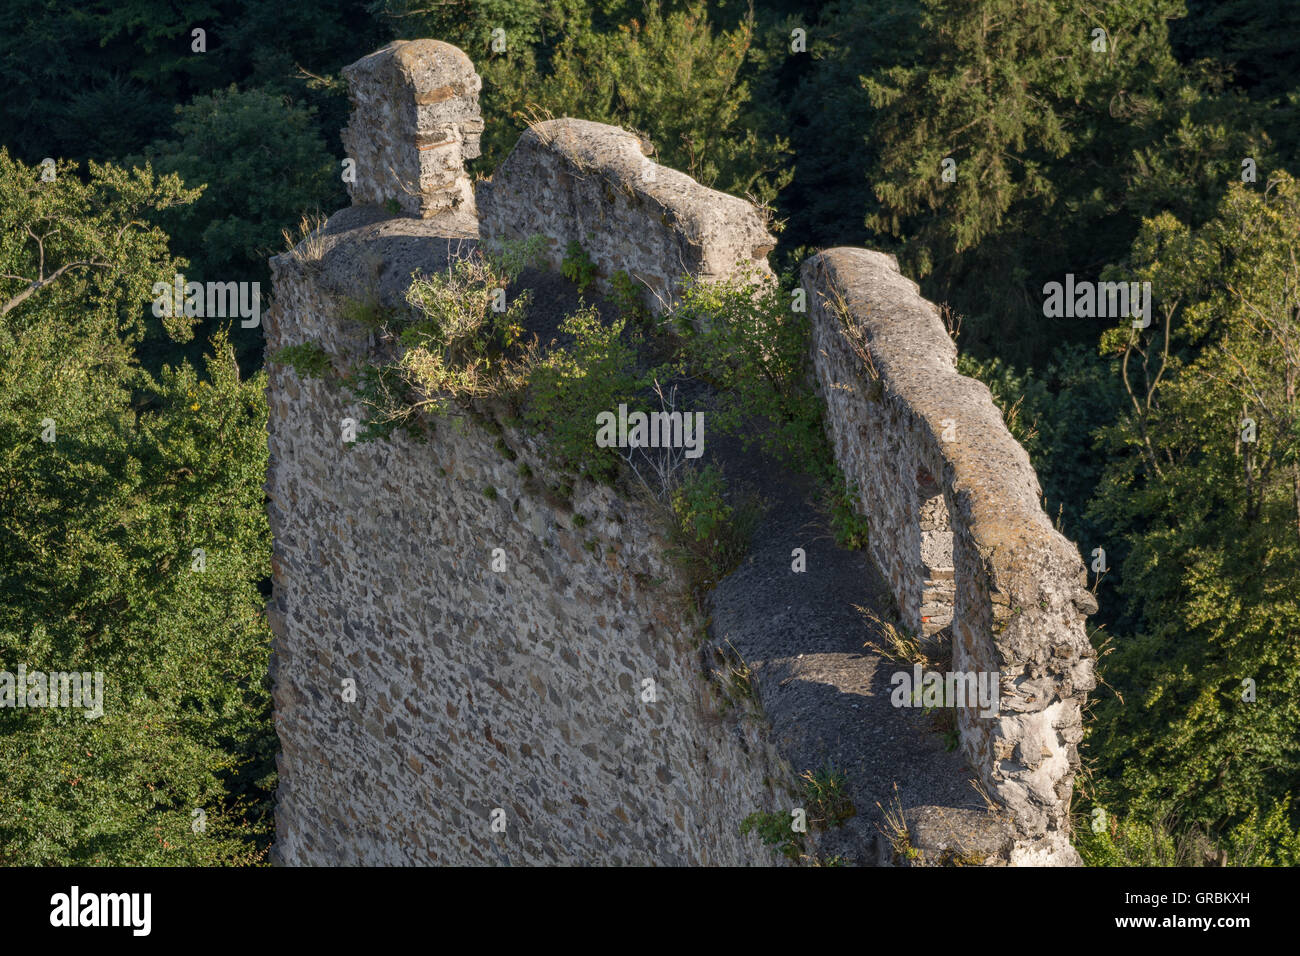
[265,39,1097,866]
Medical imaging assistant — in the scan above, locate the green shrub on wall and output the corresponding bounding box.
[668,272,870,550]
[523,306,642,483]
[560,240,598,294]
[665,464,759,595]
[271,341,332,379]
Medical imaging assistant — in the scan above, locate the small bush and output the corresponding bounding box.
[670,270,824,470]
[342,362,430,443]
[333,247,545,440]
[740,810,802,861]
[271,342,331,379]
[484,233,549,283]
[609,269,647,322]
[403,257,531,368]
[673,464,733,546]
[561,240,597,293]
[827,469,871,549]
[341,292,397,329]
[666,464,759,595]
[668,272,875,560]
[801,763,856,829]
[522,306,642,482]
[346,251,539,438]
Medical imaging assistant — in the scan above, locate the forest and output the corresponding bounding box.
[0,0,1297,865]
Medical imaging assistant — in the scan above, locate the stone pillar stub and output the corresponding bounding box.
[340,39,483,220]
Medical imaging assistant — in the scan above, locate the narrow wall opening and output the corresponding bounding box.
[916,464,954,648]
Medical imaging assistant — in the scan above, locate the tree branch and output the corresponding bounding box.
[0,261,109,316]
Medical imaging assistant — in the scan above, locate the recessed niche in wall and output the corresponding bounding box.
[916,464,954,644]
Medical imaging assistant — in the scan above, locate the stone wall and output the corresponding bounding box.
[476,118,776,314]
[802,248,1098,865]
[340,40,483,226]
[266,38,1100,866]
[264,208,794,865]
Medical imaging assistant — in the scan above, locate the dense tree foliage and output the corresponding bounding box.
[137,87,340,281]
[1086,174,1300,835]
[0,153,274,863]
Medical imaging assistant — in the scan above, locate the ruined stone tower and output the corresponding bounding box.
[340,39,484,226]
[265,40,1096,867]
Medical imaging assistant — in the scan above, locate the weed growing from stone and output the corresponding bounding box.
[857,604,962,748]
[878,783,919,863]
[560,239,597,293]
[801,763,856,828]
[857,604,931,668]
[741,764,856,864]
[662,463,760,600]
[740,810,802,861]
[279,212,329,271]
[710,639,760,714]
[270,341,332,379]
